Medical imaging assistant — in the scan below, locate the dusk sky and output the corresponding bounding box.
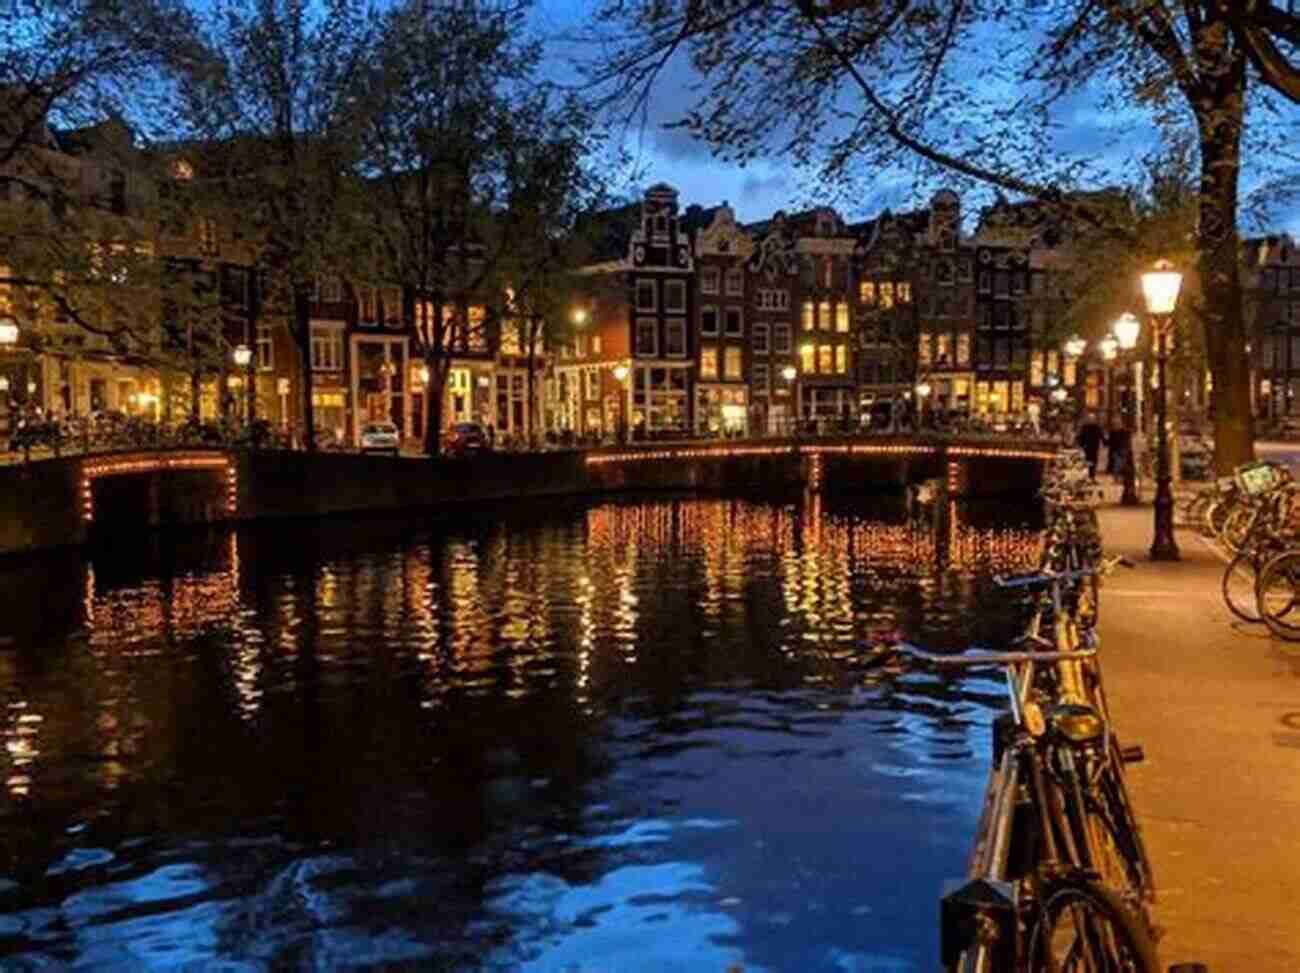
[535,1,1300,237]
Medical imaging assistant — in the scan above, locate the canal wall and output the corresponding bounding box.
[0,436,1053,556]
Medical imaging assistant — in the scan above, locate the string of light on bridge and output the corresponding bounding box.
[80,452,237,523]
[584,441,1058,466]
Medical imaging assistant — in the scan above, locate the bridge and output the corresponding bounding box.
[0,432,1058,556]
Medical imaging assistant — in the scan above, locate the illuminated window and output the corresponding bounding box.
[835,345,848,373]
[700,346,718,379]
[802,301,815,331]
[897,282,911,303]
[724,347,744,380]
[1046,350,1059,378]
[819,300,831,331]
[1064,358,1077,387]
[822,258,832,288]
[1011,381,1025,411]
[835,303,850,332]
[818,344,833,373]
[879,282,894,309]
[935,333,951,365]
[919,332,932,366]
[800,343,816,373]
[310,325,342,370]
[859,281,876,304]
[956,333,970,365]
[1030,351,1044,386]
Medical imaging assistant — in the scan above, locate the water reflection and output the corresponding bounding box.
[0,495,1038,970]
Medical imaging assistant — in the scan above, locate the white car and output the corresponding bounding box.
[359,421,401,455]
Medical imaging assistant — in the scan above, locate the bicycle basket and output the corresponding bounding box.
[1235,461,1281,499]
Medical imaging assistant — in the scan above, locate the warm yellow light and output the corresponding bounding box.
[782,365,797,382]
[915,382,932,398]
[1063,336,1086,358]
[1141,259,1182,316]
[1099,335,1118,361]
[1113,312,1140,350]
[0,319,18,347]
[232,343,253,367]
[572,308,588,326]
[613,364,629,382]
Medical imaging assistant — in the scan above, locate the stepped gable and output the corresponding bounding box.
[746,209,799,280]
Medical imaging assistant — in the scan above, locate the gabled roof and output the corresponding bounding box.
[573,200,640,265]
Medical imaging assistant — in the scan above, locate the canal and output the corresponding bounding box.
[0,494,1041,970]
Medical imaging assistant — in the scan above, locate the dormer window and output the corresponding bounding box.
[653,214,668,235]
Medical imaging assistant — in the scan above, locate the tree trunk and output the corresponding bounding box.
[1197,103,1254,474]
[295,285,316,451]
[526,316,539,447]
[425,353,445,458]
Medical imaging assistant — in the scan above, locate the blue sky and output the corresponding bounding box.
[535,1,1300,237]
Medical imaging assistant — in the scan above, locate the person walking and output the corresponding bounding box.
[1076,414,1105,480]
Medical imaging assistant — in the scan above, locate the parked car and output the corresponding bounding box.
[444,422,488,456]
[359,421,401,455]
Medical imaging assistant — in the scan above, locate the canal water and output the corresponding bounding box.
[0,494,1040,971]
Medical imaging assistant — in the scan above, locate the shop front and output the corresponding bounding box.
[630,364,690,437]
[695,383,749,437]
[350,335,409,444]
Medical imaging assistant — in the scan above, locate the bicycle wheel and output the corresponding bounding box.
[1205,497,1232,539]
[1026,878,1159,973]
[1084,765,1155,910]
[1258,550,1300,642]
[1222,552,1264,623]
[1221,505,1253,554]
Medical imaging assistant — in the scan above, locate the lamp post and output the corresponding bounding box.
[232,343,254,424]
[915,381,932,429]
[612,363,629,443]
[1141,260,1183,561]
[782,364,797,436]
[1112,312,1141,507]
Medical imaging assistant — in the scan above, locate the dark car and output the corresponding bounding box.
[444,422,488,456]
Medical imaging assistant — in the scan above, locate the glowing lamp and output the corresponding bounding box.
[781,365,797,382]
[1051,387,1068,403]
[1113,312,1141,351]
[915,382,932,398]
[416,365,430,386]
[1141,259,1182,316]
[232,343,253,368]
[1063,335,1086,358]
[613,364,629,382]
[0,377,8,393]
[477,375,491,389]
[1099,335,1118,361]
[572,308,588,326]
[0,318,17,347]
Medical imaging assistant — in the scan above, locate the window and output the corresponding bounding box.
[664,279,686,312]
[1046,350,1059,378]
[936,333,951,365]
[978,270,991,293]
[310,325,342,371]
[725,267,745,296]
[725,308,743,336]
[585,369,599,399]
[897,282,912,304]
[1064,358,1077,387]
[665,318,687,356]
[701,305,719,335]
[636,318,657,356]
[802,301,815,331]
[919,331,932,366]
[822,258,833,288]
[774,323,792,353]
[957,333,971,365]
[835,345,848,374]
[835,303,850,333]
[800,343,815,373]
[381,288,402,323]
[819,300,831,331]
[879,282,894,309]
[818,344,833,373]
[257,324,273,369]
[994,271,1008,297]
[757,289,789,310]
[700,346,718,379]
[724,347,744,380]
[320,277,342,303]
[859,281,876,304]
[753,322,770,354]
[753,363,770,396]
[357,285,376,322]
[1030,351,1044,386]
[636,279,656,310]
[592,334,602,354]
[701,268,720,294]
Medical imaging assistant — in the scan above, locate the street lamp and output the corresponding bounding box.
[1111,312,1141,506]
[0,317,18,348]
[1141,259,1183,561]
[1064,335,1087,359]
[612,364,629,442]
[572,308,587,327]
[915,381,931,429]
[233,343,254,424]
[781,364,798,435]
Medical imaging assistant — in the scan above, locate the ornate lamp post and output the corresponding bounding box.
[915,381,932,429]
[782,364,797,435]
[612,363,629,443]
[1141,260,1183,561]
[232,343,254,423]
[1112,312,1141,506]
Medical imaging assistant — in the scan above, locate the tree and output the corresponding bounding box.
[358,0,592,456]
[592,1,1300,471]
[168,0,373,450]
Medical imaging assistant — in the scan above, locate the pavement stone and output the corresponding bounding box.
[1096,502,1300,973]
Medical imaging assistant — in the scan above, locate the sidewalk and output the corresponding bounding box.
[1096,501,1300,971]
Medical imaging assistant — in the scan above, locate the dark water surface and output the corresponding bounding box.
[0,494,1040,971]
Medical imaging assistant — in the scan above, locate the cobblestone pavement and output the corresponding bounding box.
[1096,502,1300,972]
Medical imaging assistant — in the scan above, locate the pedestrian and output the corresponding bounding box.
[1076,413,1105,480]
[1108,423,1132,482]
